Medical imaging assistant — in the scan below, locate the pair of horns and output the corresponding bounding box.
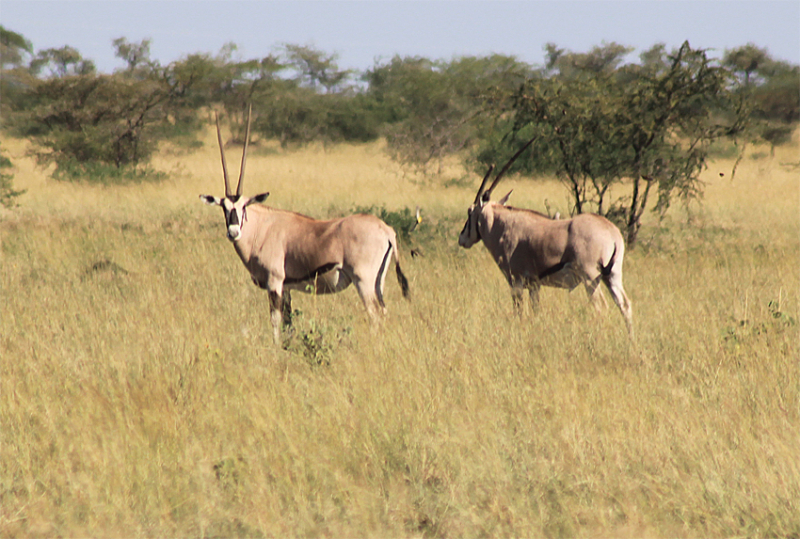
[216,104,252,198]
[474,135,537,204]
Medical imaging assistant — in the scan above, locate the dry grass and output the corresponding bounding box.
[1,129,798,538]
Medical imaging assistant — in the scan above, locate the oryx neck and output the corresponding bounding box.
[231,232,253,265]
[476,203,500,241]
[494,203,550,219]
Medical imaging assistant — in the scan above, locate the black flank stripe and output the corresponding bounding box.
[284,263,338,285]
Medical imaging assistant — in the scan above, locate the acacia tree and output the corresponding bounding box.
[16,40,208,181]
[282,44,351,94]
[0,144,25,208]
[194,42,291,144]
[724,44,800,153]
[0,25,32,68]
[1,26,37,115]
[0,27,31,206]
[365,56,471,173]
[365,54,535,174]
[205,43,377,148]
[495,42,748,246]
[543,41,633,78]
[29,45,96,77]
[242,44,380,148]
[112,37,154,75]
[224,55,287,142]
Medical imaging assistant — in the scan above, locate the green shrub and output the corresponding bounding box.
[354,205,418,241]
[52,158,166,185]
[0,146,25,208]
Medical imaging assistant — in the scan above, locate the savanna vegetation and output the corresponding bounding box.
[1,26,799,538]
[2,26,798,237]
[2,123,799,538]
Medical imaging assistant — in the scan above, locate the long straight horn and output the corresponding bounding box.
[215,112,232,197]
[235,104,252,197]
[474,164,495,204]
[484,135,538,200]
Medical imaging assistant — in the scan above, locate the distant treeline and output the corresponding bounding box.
[1,27,798,244]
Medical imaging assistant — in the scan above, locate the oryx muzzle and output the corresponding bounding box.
[200,105,410,345]
[458,137,633,337]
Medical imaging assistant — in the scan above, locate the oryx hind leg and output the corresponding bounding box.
[356,240,394,318]
[350,270,385,322]
[584,274,610,312]
[603,273,633,338]
[354,277,384,322]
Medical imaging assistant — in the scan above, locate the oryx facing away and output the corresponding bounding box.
[200,108,410,345]
[458,139,633,337]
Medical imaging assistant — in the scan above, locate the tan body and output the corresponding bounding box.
[201,108,409,345]
[480,204,621,285]
[233,204,406,303]
[461,200,632,336]
[458,140,633,337]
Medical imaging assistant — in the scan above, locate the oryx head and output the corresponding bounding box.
[458,165,495,248]
[458,136,537,249]
[199,105,268,242]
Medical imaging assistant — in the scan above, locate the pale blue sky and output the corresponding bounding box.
[2,1,798,74]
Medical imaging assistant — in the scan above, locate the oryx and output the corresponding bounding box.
[458,138,633,337]
[200,108,410,345]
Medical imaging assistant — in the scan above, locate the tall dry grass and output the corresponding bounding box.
[1,130,798,538]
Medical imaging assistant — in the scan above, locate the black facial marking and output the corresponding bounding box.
[467,210,481,241]
[460,211,472,237]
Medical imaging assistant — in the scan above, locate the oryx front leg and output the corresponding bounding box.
[528,284,540,312]
[282,289,293,327]
[267,280,285,346]
[510,285,525,313]
[509,274,536,314]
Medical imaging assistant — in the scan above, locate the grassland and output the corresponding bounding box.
[1,129,798,538]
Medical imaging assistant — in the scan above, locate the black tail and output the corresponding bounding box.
[395,261,410,299]
[600,244,618,277]
[375,240,410,308]
[375,242,393,309]
[390,238,410,299]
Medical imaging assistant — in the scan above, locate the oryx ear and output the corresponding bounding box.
[199,194,222,206]
[498,189,513,206]
[245,192,269,206]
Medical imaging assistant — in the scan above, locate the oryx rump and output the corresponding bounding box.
[200,107,410,345]
[458,139,633,336]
